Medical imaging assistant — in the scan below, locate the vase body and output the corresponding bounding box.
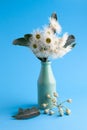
[37,61,56,109]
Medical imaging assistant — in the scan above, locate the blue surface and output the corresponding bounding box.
[0,0,87,129]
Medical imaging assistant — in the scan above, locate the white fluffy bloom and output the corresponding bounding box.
[32,29,42,40]
[50,33,72,59]
[43,26,54,35]
[59,33,68,47]
[29,30,72,59]
[30,28,59,58]
[49,17,62,34]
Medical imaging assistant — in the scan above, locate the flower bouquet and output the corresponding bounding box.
[13,13,76,116]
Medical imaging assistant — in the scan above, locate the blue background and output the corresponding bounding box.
[0,0,87,129]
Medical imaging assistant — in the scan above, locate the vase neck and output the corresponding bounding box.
[40,61,52,73]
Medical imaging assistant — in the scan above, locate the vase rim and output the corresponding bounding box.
[41,61,51,65]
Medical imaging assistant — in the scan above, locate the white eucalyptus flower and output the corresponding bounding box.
[13,13,76,61]
[59,33,68,47]
[49,17,62,34]
[32,29,42,41]
[43,26,54,35]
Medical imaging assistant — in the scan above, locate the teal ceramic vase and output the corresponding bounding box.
[37,61,56,109]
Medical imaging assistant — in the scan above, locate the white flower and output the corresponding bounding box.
[51,38,72,59]
[38,34,56,58]
[59,33,68,47]
[30,29,57,58]
[66,108,71,115]
[29,30,42,55]
[31,29,42,41]
[49,17,62,34]
[43,26,54,35]
[67,99,72,103]
[30,29,71,59]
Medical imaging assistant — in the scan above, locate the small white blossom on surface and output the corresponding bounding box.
[43,91,72,117]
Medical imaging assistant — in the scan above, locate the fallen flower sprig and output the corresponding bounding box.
[43,92,72,116]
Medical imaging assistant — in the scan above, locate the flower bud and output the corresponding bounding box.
[66,108,71,115]
[67,99,72,103]
[53,92,58,97]
[42,103,48,108]
[46,94,51,99]
[49,110,54,115]
[44,109,49,114]
[58,107,64,116]
[52,98,57,103]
